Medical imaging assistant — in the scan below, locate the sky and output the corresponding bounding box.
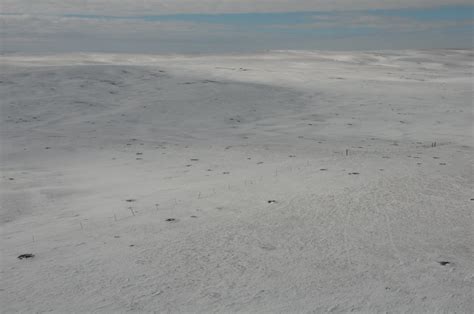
[1,1,473,54]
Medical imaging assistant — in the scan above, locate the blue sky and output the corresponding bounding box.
[1,2,473,54]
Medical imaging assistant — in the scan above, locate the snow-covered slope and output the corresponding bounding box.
[1,50,473,312]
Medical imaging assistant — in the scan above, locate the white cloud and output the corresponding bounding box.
[0,14,224,36]
[270,13,473,31]
[0,14,238,53]
[1,0,471,15]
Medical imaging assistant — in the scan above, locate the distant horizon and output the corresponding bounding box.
[1,2,473,54]
[2,47,473,57]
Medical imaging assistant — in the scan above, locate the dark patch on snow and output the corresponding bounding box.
[18,254,34,260]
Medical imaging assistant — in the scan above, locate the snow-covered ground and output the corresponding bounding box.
[1,50,473,312]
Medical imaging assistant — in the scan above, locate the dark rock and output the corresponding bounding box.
[18,254,34,260]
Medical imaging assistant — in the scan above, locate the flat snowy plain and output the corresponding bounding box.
[1,50,473,312]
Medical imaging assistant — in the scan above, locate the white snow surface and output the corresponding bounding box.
[1,50,473,312]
